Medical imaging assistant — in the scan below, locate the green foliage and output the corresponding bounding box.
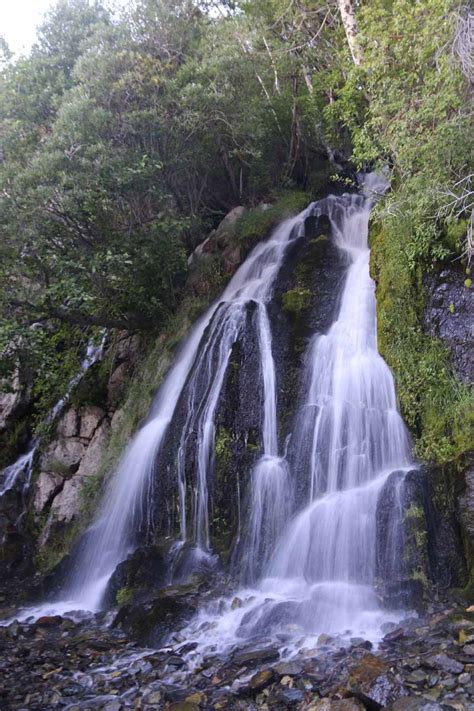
[116,586,134,606]
[282,288,312,315]
[215,427,233,465]
[371,220,473,463]
[236,191,310,250]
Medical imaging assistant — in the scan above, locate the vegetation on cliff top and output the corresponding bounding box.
[0,0,472,463]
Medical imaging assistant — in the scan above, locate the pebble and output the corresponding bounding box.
[0,602,473,710]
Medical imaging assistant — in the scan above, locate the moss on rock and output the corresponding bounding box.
[370,219,472,464]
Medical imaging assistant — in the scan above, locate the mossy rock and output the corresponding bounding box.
[282,287,312,315]
[112,583,201,645]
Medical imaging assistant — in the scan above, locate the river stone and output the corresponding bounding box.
[406,669,428,685]
[268,686,305,705]
[232,647,280,667]
[248,668,275,692]
[424,654,464,674]
[347,654,399,705]
[309,699,365,710]
[382,698,455,710]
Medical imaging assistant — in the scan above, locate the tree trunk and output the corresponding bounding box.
[337,0,363,66]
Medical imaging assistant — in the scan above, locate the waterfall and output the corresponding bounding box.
[177,177,413,656]
[0,337,105,503]
[57,212,307,612]
[11,176,413,646]
[258,185,412,637]
[0,449,34,498]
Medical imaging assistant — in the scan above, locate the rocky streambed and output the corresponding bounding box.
[1,600,473,710]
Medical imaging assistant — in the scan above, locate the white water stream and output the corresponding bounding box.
[6,176,413,651]
[175,176,413,659]
[14,210,308,618]
[0,339,105,502]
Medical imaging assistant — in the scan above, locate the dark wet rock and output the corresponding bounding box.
[308,700,366,710]
[112,582,201,645]
[382,699,456,710]
[424,264,473,383]
[347,653,401,706]
[34,614,63,627]
[383,628,406,643]
[103,545,169,607]
[405,669,428,685]
[275,661,303,676]
[168,702,200,711]
[231,647,280,667]
[268,685,305,705]
[423,654,464,675]
[247,667,275,692]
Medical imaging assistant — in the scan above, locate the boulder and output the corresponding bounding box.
[0,370,26,434]
[56,408,79,439]
[222,245,241,273]
[214,205,246,248]
[348,654,401,706]
[46,477,85,525]
[107,362,129,407]
[75,419,109,478]
[113,332,141,364]
[41,438,86,475]
[103,545,168,607]
[33,472,63,513]
[79,405,105,440]
[112,586,199,645]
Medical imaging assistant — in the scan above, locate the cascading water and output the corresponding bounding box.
[177,176,413,658]
[46,211,308,613]
[9,176,413,649]
[0,338,105,503]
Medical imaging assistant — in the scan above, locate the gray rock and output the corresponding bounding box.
[232,647,280,667]
[33,472,63,513]
[0,370,25,434]
[75,420,109,478]
[424,654,464,674]
[107,363,129,407]
[406,669,428,684]
[57,408,79,438]
[41,438,86,475]
[79,406,105,440]
[383,698,453,710]
[424,265,474,382]
[44,476,86,527]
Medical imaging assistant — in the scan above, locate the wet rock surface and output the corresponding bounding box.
[424,265,473,384]
[0,602,473,709]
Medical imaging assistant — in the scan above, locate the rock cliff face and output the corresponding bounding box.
[424,264,473,383]
[0,331,141,588]
[424,263,474,585]
[0,200,472,610]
